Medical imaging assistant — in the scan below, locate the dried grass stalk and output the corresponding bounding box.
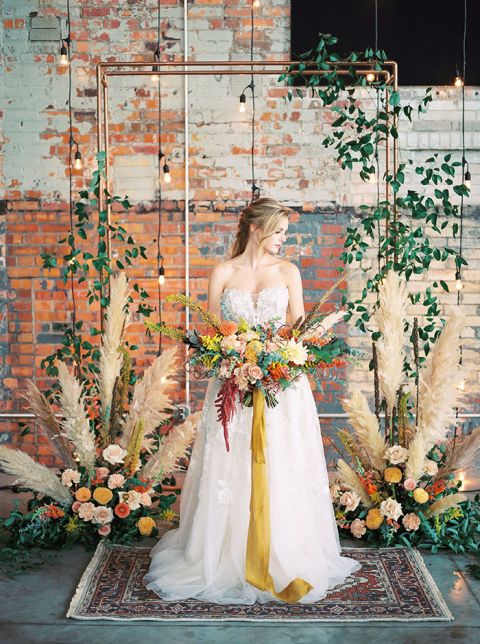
[341,390,386,470]
[120,346,179,449]
[336,458,373,508]
[424,492,468,518]
[437,426,480,479]
[141,411,201,481]
[22,380,75,468]
[0,446,72,505]
[57,361,96,471]
[97,273,131,444]
[417,308,464,452]
[374,271,408,414]
[405,429,427,481]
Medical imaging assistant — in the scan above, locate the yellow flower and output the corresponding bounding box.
[238,318,249,333]
[365,508,384,530]
[161,509,178,523]
[383,467,403,484]
[93,487,113,505]
[245,339,263,363]
[413,487,429,504]
[65,517,79,533]
[75,487,92,502]
[136,516,157,536]
[200,334,221,351]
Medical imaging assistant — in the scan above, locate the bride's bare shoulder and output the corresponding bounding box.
[209,259,236,284]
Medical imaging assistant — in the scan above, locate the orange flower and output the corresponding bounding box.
[75,487,92,502]
[277,325,293,340]
[219,320,238,336]
[268,363,290,380]
[44,504,65,519]
[114,502,131,519]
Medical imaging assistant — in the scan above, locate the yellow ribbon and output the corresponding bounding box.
[245,387,313,603]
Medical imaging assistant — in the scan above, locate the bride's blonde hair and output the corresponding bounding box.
[231,197,291,259]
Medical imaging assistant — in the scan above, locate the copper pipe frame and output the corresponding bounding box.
[96,59,398,406]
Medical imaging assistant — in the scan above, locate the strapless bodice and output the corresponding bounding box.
[220,286,289,328]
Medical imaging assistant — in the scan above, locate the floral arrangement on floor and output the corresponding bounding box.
[0,273,200,549]
[330,271,480,553]
[146,284,350,452]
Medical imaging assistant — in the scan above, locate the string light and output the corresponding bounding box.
[455,269,463,291]
[59,40,69,66]
[73,146,83,170]
[368,171,377,183]
[239,93,246,112]
[158,264,165,285]
[457,376,466,392]
[253,0,260,7]
[463,158,472,189]
[151,48,160,82]
[163,162,171,183]
[366,72,375,82]
[454,72,464,87]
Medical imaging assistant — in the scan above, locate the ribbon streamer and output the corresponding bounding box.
[245,387,313,603]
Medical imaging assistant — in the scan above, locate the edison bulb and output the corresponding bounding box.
[454,76,463,88]
[164,171,171,184]
[158,273,165,285]
[366,72,375,82]
[455,277,463,291]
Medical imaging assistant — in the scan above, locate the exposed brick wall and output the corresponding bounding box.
[1,1,479,470]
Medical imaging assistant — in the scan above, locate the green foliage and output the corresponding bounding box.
[279,35,469,368]
[40,152,155,398]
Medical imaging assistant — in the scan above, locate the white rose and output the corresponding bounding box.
[140,492,153,507]
[380,497,404,521]
[102,444,128,465]
[119,490,142,510]
[339,490,361,513]
[384,444,408,465]
[61,468,81,487]
[329,483,342,502]
[282,338,309,365]
[423,459,439,476]
[93,505,113,526]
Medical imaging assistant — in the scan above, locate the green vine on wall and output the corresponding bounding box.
[40,152,154,395]
[279,34,469,369]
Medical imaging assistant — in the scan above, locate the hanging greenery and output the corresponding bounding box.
[278,34,469,369]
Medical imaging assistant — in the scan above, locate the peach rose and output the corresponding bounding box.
[384,444,408,465]
[350,518,367,538]
[107,473,125,490]
[71,500,82,513]
[78,502,95,522]
[98,524,112,537]
[140,492,153,507]
[93,505,113,526]
[402,512,421,531]
[61,468,81,487]
[380,497,403,521]
[95,467,110,480]
[339,490,361,513]
[247,364,264,381]
[403,478,417,491]
[102,444,127,465]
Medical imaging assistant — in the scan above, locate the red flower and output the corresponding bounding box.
[114,502,131,519]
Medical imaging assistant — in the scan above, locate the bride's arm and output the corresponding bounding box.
[285,262,305,326]
[207,263,226,320]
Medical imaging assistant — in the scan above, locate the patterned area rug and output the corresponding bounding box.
[67,541,453,622]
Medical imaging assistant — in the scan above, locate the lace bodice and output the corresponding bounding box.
[220,286,289,328]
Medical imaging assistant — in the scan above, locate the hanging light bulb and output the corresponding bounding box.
[59,41,69,66]
[465,169,471,189]
[158,265,165,285]
[366,72,375,82]
[454,73,463,87]
[239,93,246,113]
[151,66,160,82]
[73,148,83,170]
[163,162,171,183]
[455,269,463,291]
[253,0,260,7]
[457,376,466,391]
[367,171,376,183]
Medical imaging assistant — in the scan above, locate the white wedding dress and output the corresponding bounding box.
[143,285,362,604]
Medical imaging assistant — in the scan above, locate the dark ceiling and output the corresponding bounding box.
[291,0,480,86]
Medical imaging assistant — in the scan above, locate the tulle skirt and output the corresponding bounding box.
[143,374,362,604]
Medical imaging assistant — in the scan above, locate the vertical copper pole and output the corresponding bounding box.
[392,62,399,265]
[384,84,390,253]
[101,74,111,324]
[97,64,105,332]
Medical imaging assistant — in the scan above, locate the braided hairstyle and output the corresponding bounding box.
[230,197,291,259]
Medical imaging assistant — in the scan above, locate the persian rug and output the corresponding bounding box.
[67,541,453,622]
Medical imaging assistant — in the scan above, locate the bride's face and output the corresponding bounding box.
[253,216,288,255]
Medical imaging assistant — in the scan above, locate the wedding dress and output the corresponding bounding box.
[143,285,362,604]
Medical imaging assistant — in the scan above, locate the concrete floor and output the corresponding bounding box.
[1,476,479,643]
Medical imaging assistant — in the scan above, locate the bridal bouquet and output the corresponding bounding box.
[330,271,480,553]
[0,273,200,549]
[146,287,350,451]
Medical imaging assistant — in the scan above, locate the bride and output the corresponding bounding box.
[143,197,362,604]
